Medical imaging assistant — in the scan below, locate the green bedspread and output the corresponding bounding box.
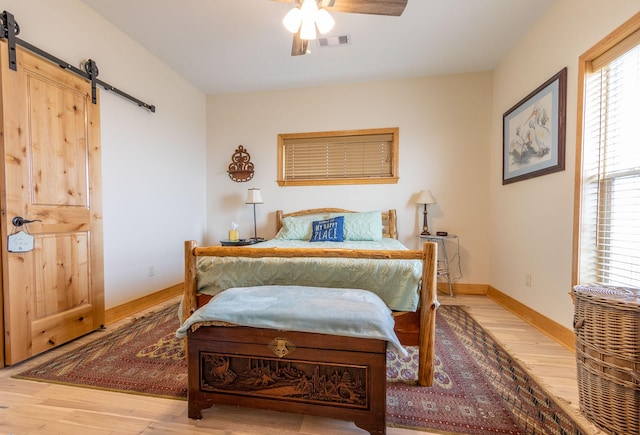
[195,238,423,311]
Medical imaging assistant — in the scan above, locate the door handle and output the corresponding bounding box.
[12,216,42,227]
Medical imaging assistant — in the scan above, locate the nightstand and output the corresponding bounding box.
[418,234,458,297]
[220,238,265,246]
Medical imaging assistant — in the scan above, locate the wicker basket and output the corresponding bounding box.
[573,285,640,435]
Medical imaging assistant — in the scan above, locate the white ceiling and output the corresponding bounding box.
[80,0,553,95]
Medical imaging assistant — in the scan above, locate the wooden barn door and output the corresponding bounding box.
[0,40,104,365]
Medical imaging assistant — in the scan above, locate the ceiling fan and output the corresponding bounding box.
[272,0,408,56]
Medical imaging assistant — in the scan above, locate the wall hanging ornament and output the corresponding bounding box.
[227,145,255,182]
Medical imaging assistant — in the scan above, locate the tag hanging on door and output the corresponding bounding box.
[8,230,34,252]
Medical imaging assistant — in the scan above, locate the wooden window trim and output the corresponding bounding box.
[277,127,399,186]
[572,12,640,289]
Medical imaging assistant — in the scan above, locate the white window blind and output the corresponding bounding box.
[579,30,640,288]
[277,128,398,186]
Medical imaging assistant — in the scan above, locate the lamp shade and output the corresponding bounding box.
[282,7,302,33]
[299,17,317,40]
[246,188,263,204]
[315,8,335,34]
[300,0,319,20]
[415,190,436,205]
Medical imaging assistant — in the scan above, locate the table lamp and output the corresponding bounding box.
[246,188,264,241]
[415,190,436,235]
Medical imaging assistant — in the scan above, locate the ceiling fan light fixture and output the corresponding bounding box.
[282,0,334,41]
[282,7,302,33]
[282,0,407,56]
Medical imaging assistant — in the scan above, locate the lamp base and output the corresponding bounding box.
[421,206,431,238]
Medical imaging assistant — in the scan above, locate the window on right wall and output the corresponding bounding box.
[573,14,640,289]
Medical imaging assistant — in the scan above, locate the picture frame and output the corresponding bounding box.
[502,67,567,184]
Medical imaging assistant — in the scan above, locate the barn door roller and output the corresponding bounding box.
[0,10,156,113]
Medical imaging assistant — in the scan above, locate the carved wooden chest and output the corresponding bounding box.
[187,324,387,435]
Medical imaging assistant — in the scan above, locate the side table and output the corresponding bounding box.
[220,238,265,246]
[418,234,458,297]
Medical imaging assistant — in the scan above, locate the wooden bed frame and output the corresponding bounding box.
[181,209,438,434]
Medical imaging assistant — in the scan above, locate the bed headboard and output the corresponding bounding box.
[275,208,398,239]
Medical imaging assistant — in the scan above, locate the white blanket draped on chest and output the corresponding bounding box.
[176,285,408,357]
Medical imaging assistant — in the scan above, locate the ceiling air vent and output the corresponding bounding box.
[317,34,351,49]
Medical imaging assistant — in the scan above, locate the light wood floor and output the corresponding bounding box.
[0,294,598,434]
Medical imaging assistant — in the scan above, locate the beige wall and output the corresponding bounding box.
[489,0,639,329]
[207,73,494,285]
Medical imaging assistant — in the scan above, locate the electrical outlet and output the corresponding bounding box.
[148,265,156,277]
[525,273,532,287]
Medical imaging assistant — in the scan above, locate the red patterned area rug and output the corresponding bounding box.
[14,304,586,434]
[385,306,586,434]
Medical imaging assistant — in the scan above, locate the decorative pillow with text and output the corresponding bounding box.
[309,216,345,242]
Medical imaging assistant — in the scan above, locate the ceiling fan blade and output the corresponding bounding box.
[323,0,408,16]
[271,0,408,16]
[291,31,309,56]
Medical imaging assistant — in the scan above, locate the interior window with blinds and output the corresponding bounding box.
[577,26,640,288]
[277,128,399,186]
